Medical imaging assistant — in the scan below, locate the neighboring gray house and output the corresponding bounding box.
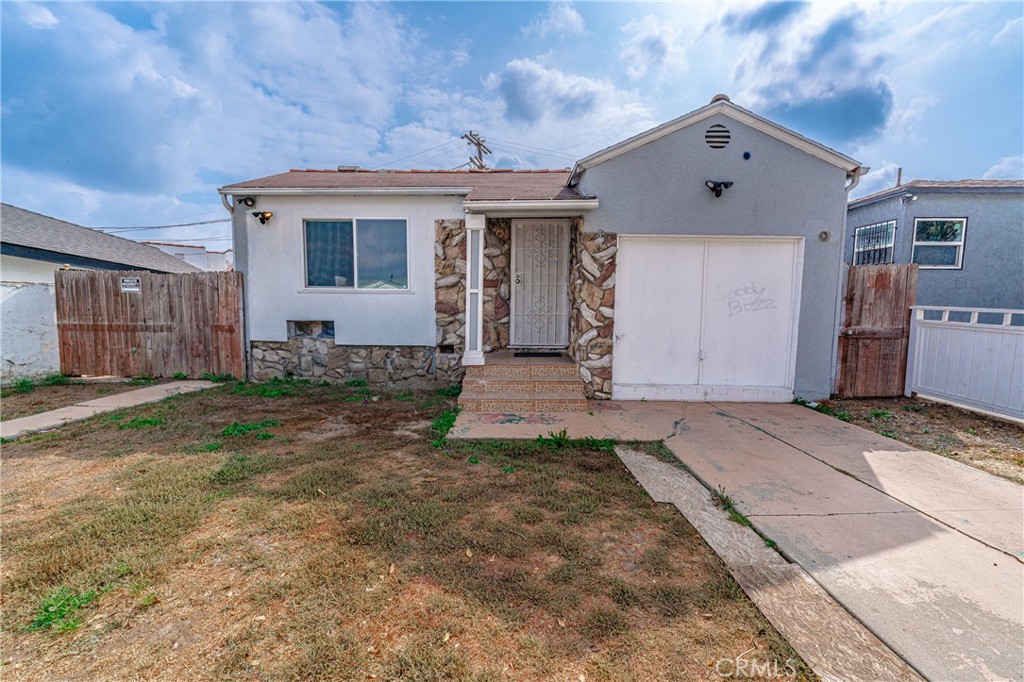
[220,96,863,402]
[1,203,199,381]
[846,180,1024,309]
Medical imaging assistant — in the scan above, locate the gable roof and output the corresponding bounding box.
[1,203,201,273]
[220,168,589,202]
[849,179,1024,209]
[568,96,862,184]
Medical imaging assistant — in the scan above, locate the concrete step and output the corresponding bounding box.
[464,363,579,379]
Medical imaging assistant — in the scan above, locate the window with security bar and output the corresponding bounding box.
[852,220,896,265]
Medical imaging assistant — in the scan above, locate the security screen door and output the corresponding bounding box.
[510,219,570,347]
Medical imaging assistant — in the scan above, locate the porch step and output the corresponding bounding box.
[463,362,579,379]
[461,376,584,395]
[457,394,589,413]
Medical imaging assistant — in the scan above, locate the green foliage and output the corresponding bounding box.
[435,384,462,398]
[26,587,97,632]
[221,419,281,437]
[233,379,295,398]
[256,432,275,440]
[868,409,894,422]
[211,454,270,485]
[880,430,898,439]
[172,372,188,380]
[391,390,414,402]
[537,428,571,449]
[200,373,235,382]
[711,487,778,551]
[430,407,461,448]
[127,375,157,386]
[794,398,851,422]
[12,378,34,394]
[117,417,165,430]
[344,379,368,387]
[40,373,73,386]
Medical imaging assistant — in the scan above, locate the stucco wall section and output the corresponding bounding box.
[1,282,60,381]
[435,219,467,350]
[568,223,617,399]
[483,218,512,351]
[250,340,462,387]
[847,191,1024,309]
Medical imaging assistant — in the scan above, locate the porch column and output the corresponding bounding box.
[462,213,485,366]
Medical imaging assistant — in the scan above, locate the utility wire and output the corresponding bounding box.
[372,139,462,170]
[96,218,230,233]
[487,137,579,160]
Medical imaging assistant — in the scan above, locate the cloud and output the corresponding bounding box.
[522,1,585,39]
[765,80,894,143]
[485,58,611,124]
[619,15,686,80]
[17,3,59,29]
[723,2,805,34]
[993,16,1022,45]
[983,156,1024,180]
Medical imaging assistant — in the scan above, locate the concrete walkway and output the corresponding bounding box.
[0,381,217,440]
[453,402,1024,681]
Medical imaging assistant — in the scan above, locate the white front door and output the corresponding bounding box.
[613,236,803,401]
[511,219,570,347]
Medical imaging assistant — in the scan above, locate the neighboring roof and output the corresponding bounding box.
[849,179,1024,209]
[220,168,589,202]
[569,95,862,184]
[1,204,201,273]
[142,240,207,251]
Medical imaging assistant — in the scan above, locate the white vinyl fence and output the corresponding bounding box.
[906,306,1024,421]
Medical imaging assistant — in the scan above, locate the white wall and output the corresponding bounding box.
[1,254,61,284]
[234,193,464,344]
[1,281,60,381]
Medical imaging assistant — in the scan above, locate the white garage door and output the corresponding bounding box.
[613,237,803,401]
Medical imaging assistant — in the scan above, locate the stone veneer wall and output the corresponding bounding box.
[568,220,617,399]
[483,218,512,351]
[251,340,462,386]
[435,219,467,351]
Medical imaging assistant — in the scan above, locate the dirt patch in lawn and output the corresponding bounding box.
[829,396,1024,484]
[1,380,167,422]
[0,381,815,681]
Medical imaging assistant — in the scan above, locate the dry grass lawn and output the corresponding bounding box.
[0,380,813,680]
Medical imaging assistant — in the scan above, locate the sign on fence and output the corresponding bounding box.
[119,276,141,293]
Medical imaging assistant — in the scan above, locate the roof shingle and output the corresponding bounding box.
[220,168,588,202]
[1,204,201,273]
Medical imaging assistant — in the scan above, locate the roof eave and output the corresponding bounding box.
[463,199,599,217]
[218,186,474,196]
[571,100,860,179]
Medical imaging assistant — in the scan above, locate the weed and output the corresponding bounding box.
[392,390,414,402]
[467,456,480,465]
[795,399,852,422]
[502,465,516,473]
[965,428,978,436]
[139,592,160,608]
[435,384,462,398]
[211,455,268,486]
[609,578,644,608]
[127,375,156,386]
[711,487,778,550]
[40,373,74,386]
[537,428,571,449]
[221,418,281,437]
[26,587,97,632]
[256,432,275,440]
[647,583,691,617]
[344,379,368,387]
[117,417,165,430]
[0,437,12,445]
[172,372,188,380]
[12,378,34,394]
[903,404,926,413]
[233,380,293,398]
[203,441,222,452]
[880,430,898,439]
[200,373,235,382]
[430,407,460,447]
[581,607,629,639]
[868,409,894,421]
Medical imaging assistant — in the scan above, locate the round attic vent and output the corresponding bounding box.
[705,124,731,149]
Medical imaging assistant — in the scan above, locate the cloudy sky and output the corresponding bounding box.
[2,1,1022,247]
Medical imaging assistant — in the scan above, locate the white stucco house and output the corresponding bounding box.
[0,204,199,381]
[142,241,235,272]
[219,96,864,406]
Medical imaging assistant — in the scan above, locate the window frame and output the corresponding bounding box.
[301,217,412,293]
[911,217,968,270]
[852,220,896,265]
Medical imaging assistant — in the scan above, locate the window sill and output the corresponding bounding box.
[296,287,416,295]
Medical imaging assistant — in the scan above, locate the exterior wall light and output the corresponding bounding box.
[239,197,256,207]
[705,180,733,198]
[252,211,273,224]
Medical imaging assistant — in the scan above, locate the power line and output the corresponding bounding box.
[96,218,230,233]
[372,139,462,170]
[487,137,579,159]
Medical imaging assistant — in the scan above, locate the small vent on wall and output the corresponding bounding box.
[705,124,731,149]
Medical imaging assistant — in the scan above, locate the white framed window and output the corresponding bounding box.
[912,218,967,269]
[853,220,896,265]
[304,218,409,289]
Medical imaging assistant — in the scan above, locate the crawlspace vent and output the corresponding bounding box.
[705,124,731,149]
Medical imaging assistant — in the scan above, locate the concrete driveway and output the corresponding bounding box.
[662,403,1024,682]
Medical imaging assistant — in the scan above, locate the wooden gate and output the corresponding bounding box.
[56,270,244,379]
[836,264,918,397]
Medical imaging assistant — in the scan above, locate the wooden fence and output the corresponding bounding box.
[906,306,1023,421]
[836,263,918,397]
[55,270,244,379]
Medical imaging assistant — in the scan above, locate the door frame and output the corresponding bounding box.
[509,218,571,348]
[612,235,804,401]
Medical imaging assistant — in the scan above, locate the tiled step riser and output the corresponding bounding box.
[459,398,589,413]
[462,379,586,396]
[464,364,580,379]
